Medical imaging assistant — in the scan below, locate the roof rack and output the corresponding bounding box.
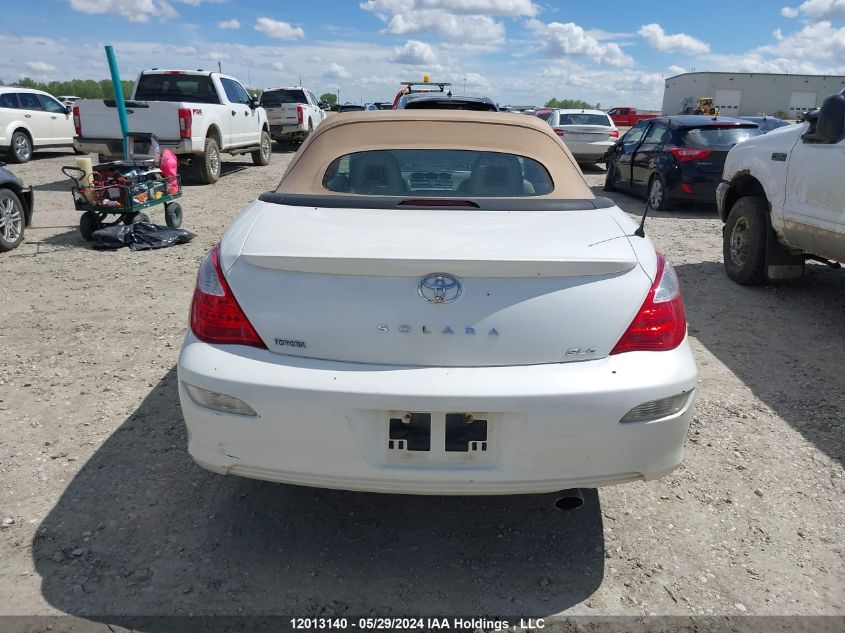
[400,81,452,93]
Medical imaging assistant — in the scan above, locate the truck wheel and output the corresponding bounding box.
[0,189,25,252]
[252,130,271,166]
[8,131,32,164]
[193,137,221,185]
[723,196,768,285]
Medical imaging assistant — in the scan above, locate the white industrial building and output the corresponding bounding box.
[662,72,845,117]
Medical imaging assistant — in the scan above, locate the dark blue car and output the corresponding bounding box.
[603,115,761,210]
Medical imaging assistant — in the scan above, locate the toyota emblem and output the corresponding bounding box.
[417,273,462,304]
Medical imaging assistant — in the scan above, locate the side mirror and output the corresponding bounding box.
[250,96,260,109]
[803,94,844,143]
[65,105,73,114]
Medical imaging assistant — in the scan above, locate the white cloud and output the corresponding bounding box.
[758,20,845,65]
[413,0,538,16]
[668,64,687,75]
[66,0,178,23]
[272,62,286,71]
[773,28,785,41]
[25,61,57,73]
[781,6,800,16]
[392,40,438,65]
[324,62,352,79]
[254,17,305,40]
[361,0,507,44]
[790,0,845,20]
[638,23,710,55]
[218,19,240,30]
[528,20,634,68]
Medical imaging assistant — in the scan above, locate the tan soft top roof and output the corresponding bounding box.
[276,110,594,199]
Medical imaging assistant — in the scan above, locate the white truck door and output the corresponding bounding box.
[37,93,74,145]
[17,93,52,145]
[783,132,845,262]
[220,78,254,147]
[233,80,260,145]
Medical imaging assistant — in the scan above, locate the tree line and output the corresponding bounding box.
[1,77,134,100]
[544,97,601,109]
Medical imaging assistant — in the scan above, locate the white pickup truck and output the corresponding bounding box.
[258,87,327,144]
[73,70,272,184]
[717,91,845,283]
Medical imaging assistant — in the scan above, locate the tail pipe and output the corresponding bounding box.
[554,488,584,511]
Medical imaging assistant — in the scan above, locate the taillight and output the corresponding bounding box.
[554,128,564,137]
[178,108,192,139]
[669,147,711,162]
[609,129,620,139]
[72,105,81,136]
[611,253,686,354]
[297,103,304,125]
[190,244,265,348]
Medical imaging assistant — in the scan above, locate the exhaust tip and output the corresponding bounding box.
[554,489,584,511]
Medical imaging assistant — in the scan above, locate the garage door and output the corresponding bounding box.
[715,89,742,115]
[788,91,818,116]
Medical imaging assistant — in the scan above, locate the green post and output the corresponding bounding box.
[105,45,130,160]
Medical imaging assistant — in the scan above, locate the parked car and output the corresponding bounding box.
[737,116,789,134]
[396,93,498,111]
[177,110,697,495]
[533,107,554,121]
[74,70,271,184]
[603,115,761,210]
[259,87,327,145]
[337,103,366,113]
[718,92,845,284]
[0,164,34,252]
[364,103,380,111]
[546,109,619,164]
[607,106,661,127]
[0,87,76,163]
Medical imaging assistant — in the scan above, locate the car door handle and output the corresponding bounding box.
[244,111,249,116]
[24,114,31,118]
[231,110,236,116]
[51,115,57,119]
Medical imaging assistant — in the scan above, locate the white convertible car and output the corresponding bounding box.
[177,110,698,495]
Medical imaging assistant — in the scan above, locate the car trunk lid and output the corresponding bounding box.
[222,201,651,367]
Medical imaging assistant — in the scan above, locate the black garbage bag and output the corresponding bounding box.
[92,222,196,251]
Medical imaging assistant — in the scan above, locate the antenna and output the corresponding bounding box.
[634,197,652,238]
[217,60,222,73]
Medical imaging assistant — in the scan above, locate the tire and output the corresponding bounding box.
[193,137,220,185]
[647,174,672,211]
[79,211,101,241]
[603,163,617,191]
[251,130,271,166]
[8,131,32,164]
[164,202,183,228]
[0,189,25,252]
[723,196,769,285]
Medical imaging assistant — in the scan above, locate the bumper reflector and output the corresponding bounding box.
[184,383,257,417]
[620,391,692,423]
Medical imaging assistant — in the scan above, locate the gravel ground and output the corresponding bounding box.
[0,147,842,624]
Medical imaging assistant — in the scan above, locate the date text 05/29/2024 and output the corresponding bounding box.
[290,617,547,630]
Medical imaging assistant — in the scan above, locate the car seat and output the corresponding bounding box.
[349,151,409,195]
[457,153,535,196]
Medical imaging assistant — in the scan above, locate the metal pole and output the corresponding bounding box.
[105,45,130,160]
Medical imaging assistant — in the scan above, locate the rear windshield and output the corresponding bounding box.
[323,149,553,197]
[134,74,220,104]
[405,99,497,111]
[681,125,761,147]
[260,89,307,107]
[557,113,611,126]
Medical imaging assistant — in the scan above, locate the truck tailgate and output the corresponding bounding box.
[77,100,182,140]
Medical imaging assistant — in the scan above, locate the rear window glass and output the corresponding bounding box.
[135,74,220,104]
[557,113,611,126]
[260,89,307,106]
[323,150,553,197]
[404,99,497,111]
[0,93,19,109]
[682,126,761,147]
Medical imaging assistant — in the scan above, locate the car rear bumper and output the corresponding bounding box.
[73,137,196,157]
[177,334,698,495]
[566,140,615,162]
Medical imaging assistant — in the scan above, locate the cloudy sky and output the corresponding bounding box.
[1,0,844,107]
